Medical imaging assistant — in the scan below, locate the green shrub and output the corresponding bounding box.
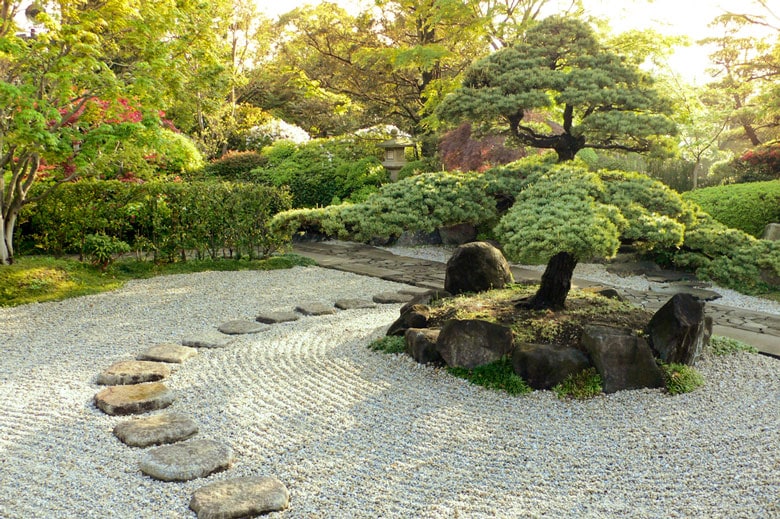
[368,336,406,354]
[552,368,603,399]
[203,151,268,180]
[84,233,131,270]
[21,180,292,263]
[708,335,759,356]
[660,363,704,395]
[683,181,780,237]
[447,358,532,395]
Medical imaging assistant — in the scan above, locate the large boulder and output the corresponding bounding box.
[436,319,514,369]
[404,328,443,365]
[438,223,477,245]
[444,242,514,296]
[582,325,665,394]
[511,343,591,390]
[647,293,707,365]
[762,223,780,241]
[387,304,430,337]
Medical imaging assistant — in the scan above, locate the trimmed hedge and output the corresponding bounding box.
[20,180,292,262]
[683,181,780,237]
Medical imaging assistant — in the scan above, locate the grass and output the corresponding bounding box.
[708,335,759,356]
[447,358,532,395]
[0,253,316,307]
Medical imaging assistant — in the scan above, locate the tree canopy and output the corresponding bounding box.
[437,16,678,161]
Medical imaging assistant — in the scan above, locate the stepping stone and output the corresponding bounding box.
[94,382,175,416]
[96,360,171,385]
[139,439,234,482]
[334,298,377,310]
[255,311,300,324]
[217,320,270,335]
[114,412,199,447]
[182,332,237,349]
[295,302,337,316]
[190,476,290,519]
[372,292,416,304]
[138,343,198,364]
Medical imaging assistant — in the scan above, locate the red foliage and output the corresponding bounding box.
[438,123,525,173]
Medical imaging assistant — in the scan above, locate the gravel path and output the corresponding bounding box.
[0,266,778,518]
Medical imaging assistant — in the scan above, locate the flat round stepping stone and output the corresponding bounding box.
[295,302,337,316]
[139,439,234,482]
[94,382,175,416]
[372,292,416,304]
[113,412,199,447]
[138,343,198,363]
[217,320,270,335]
[190,476,290,519]
[255,311,300,324]
[96,360,171,386]
[334,298,377,310]
[182,332,237,349]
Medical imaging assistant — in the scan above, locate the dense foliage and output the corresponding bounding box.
[683,181,780,237]
[21,180,292,262]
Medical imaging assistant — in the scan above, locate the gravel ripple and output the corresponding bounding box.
[0,266,778,518]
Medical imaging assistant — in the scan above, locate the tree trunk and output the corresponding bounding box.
[1,212,14,265]
[518,251,578,311]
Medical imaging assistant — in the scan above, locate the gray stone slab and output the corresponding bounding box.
[217,320,270,335]
[97,360,171,386]
[649,285,722,301]
[182,332,237,349]
[94,382,175,416]
[255,311,300,324]
[334,298,377,310]
[139,439,234,482]
[372,292,416,304]
[138,343,198,363]
[295,302,338,316]
[114,412,198,447]
[190,476,290,519]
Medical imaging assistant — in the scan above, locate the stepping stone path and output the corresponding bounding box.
[139,439,234,482]
[114,412,199,447]
[255,311,300,324]
[97,360,171,385]
[295,302,338,316]
[138,343,198,363]
[90,279,419,514]
[182,332,236,349]
[94,382,175,416]
[190,476,290,519]
[217,320,270,335]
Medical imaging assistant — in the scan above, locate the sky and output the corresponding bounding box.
[253,0,777,83]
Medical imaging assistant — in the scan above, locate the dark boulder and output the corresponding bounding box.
[436,319,514,369]
[582,325,665,394]
[400,289,452,313]
[405,328,443,365]
[438,223,477,245]
[647,293,707,365]
[444,242,513,296]
[387,304,430,337]
[511,343,591,390]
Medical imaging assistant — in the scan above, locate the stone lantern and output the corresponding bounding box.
[378,131,413,181]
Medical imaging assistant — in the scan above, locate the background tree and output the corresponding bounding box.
[437,16,677,162]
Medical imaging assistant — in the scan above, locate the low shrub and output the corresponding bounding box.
[368,336,406,354]
[660,363,705,395]
[683,181,780,237]
[708,335,759,356]
[552,368,603,399]
[203,151,268,180]
[84,233,130,270]
[447,358,532,395]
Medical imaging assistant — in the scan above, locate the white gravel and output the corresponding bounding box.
[0,266,778,518]
[384,244,780,316]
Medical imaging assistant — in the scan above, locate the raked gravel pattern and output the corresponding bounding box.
[0,266,778,518]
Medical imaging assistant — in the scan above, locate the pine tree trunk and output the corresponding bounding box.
[519,251,578,311]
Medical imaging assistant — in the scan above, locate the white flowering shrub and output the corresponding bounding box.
[246,118,310,150]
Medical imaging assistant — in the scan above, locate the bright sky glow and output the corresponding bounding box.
[254,0,777,84]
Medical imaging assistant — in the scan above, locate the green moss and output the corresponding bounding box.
[447,358,532,395]
[552,368,603,399]
[660,363,705,395]
[708,335,759,356]
[368,336,406,354]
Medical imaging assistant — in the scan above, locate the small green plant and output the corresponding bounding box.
[552,368,603,399]
[368,336,406,354]
[84,233,131,270]
[708,335,759,356]
[660,363,705,395]
[447,358,532,395]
